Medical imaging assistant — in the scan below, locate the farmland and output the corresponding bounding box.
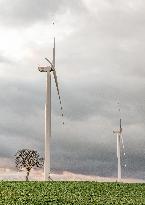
[0,181,145,204]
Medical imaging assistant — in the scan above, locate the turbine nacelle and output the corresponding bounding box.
[113,130,120,134]
[113,128,122,134]
[38,66,52,72]
[113,118,122,134]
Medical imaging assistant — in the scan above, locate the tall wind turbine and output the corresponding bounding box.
[113,118,126,182]
[38,38,64,181]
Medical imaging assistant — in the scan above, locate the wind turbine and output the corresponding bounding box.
[113,118,126,182]
[38,37,64,181]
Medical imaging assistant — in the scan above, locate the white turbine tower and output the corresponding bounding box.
[38,38,64,181]
[113,118,126,182]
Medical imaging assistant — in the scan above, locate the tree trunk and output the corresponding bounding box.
[26,171,30,181]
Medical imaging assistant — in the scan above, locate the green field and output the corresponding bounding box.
[0,181,145,204]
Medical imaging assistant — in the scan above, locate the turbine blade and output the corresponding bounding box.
[120,133,127,170]
[53,69,64,124]
[45,37,55,68]
[121,134,126,160]
[45,58,54,69]
[120,118,122,133]
[53,37,55,68]
[117,134,119,158]
[120,134,125,150]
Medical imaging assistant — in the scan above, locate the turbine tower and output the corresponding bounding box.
[113,118,125,182]
[38,38,64,181]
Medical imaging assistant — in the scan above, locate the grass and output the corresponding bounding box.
[0,181,145,204]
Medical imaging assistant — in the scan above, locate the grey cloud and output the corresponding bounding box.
[0,55,13,64]
[56,0,145,79]
[52,77,145,126]
[0,78,44,156]
[0,0,84,27]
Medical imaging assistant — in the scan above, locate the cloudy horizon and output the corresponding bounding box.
[0,0,145,179]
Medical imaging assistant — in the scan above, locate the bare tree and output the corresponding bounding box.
[15,149,44,181]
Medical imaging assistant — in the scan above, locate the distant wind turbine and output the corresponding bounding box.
[113,118,126,182]
[38,37,64,181]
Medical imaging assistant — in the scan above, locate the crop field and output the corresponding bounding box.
[0,181,145,204]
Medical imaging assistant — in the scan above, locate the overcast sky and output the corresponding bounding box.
[0,0,145,179]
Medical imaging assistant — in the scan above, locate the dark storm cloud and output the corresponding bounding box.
[60,79,145,124]
[0,0,84,27]
[51,138,145,179]
[0,78,45,157]
[0,78,43,115]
